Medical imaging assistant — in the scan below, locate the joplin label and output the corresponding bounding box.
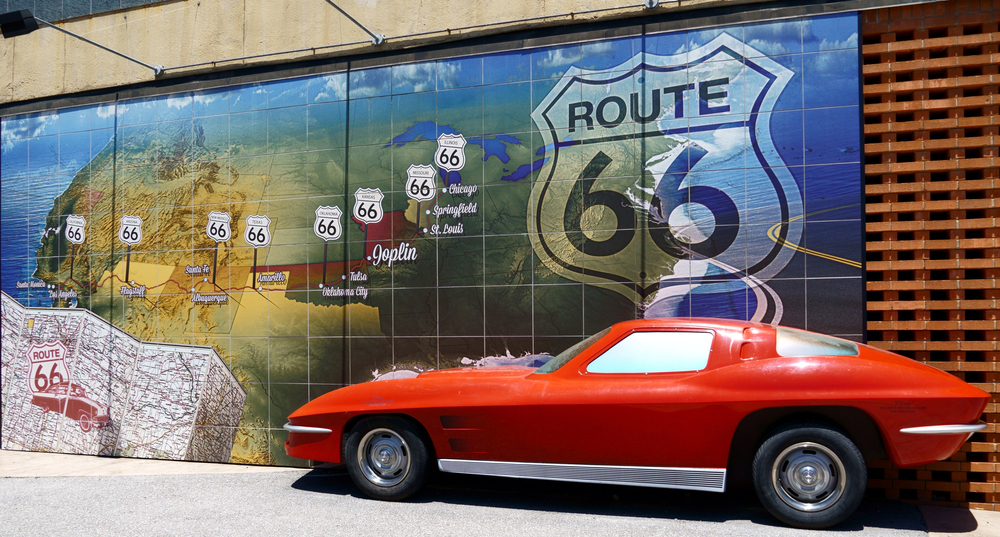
[368,242,417,268]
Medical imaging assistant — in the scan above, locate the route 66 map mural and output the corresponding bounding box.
[0,14,862,465]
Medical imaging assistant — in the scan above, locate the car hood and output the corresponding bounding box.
[416,366,536,378]
[290,366,538,420]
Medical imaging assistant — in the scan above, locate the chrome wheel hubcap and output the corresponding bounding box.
[358,428,410,487]
[772,442,846,512]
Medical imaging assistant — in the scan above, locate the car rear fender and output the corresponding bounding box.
[725,406,887,489]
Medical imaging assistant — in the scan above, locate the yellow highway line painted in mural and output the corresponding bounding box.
[767,205,862,269]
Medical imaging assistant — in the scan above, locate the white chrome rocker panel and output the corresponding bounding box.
[438,458,726,493]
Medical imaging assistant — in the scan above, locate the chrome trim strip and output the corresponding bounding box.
[899,423,987,435]
[283,422,333,434]
[437,459,726,493]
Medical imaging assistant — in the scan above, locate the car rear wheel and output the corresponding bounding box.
[78,410,93,433]
[752,423,866,529]
[345,417,430,501]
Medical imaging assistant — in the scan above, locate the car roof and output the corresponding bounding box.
[611,317,773,332]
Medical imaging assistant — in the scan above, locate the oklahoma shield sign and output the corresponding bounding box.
[528,33,802,323]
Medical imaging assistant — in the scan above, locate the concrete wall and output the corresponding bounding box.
[0,0,762,104]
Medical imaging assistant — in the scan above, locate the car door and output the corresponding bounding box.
[516,327,736,472]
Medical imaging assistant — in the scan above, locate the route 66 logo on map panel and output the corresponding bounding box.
[206,211,232,243]
[353,188,385,225]
[314,206,343,241]
[64,215,86,245]
[435,134,467,173]
[118,215,143,245]
[405,164,437,202]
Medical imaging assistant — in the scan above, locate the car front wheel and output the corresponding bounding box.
[752,423,866,529]
[344,417,430,501]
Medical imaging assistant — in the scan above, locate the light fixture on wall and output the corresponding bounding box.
[0,9,164,76]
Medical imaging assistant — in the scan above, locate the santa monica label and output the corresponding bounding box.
[528,32,803,323]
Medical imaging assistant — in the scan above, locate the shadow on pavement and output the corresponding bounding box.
[920,505,980,533]
[290,468,926,532]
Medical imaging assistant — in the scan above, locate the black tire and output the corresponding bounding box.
[752,423,866,529]
[344,417,430,501]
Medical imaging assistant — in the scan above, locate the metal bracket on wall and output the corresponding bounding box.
[37,19,165,75]
[325,0,386,46]
[0,10,163,75]
[644,0,661,8]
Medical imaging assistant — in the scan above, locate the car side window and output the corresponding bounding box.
[585,331,714,374]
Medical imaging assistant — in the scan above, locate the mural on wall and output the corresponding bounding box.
[1,292,245,461]
[0,13,862,466]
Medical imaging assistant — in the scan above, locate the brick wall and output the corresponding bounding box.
[862,0,999,509]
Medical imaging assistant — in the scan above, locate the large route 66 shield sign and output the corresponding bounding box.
[435,133,467,173]
[206,211,232,243]
[528,32,802,324]
[118,215,143,245]
[314,206,343,241]
[244,215,272,247]
[64,215,86,245]
[353,188,384,225]
[405,164,437,202]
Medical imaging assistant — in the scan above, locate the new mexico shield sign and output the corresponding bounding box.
[528,33,803,323]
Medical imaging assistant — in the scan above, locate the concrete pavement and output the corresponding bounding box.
[2,449,999,536]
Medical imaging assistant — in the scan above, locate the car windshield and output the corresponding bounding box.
[534,328,612,374]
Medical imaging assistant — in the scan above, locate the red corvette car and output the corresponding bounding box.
[285,318,988,528]
[31,381,111,433]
